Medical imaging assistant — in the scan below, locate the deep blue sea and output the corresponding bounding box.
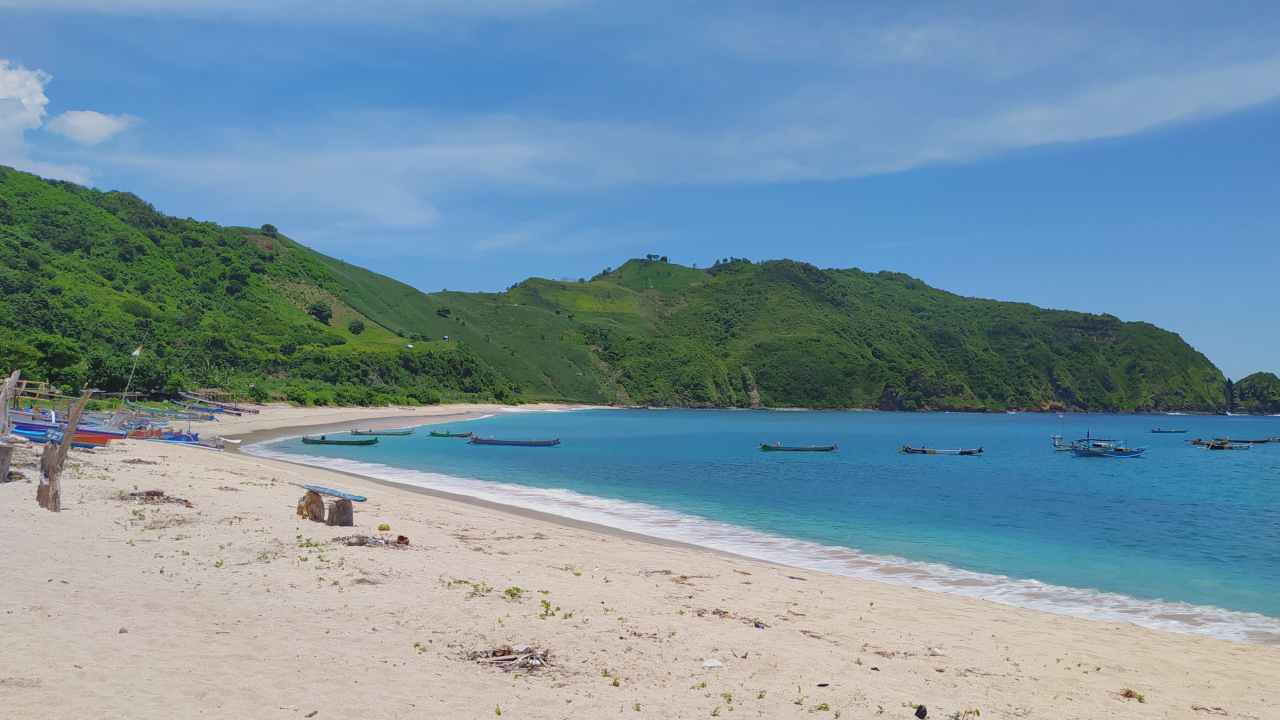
[254,409,1280,643]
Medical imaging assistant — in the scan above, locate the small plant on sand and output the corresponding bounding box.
[691,681,707,690]
[213,559,224,568]
[539,599,561,619]
[413,642,427,654]
[811,703,830,712]
[503,586,524,601]
[634,703,641,712]
[612,676,621,687]
[494,705,502,716]
[1119,688,1146,703]
[948,710,981,720]
[757,690,767,700]
[561,564,583,576]
[377,523,391,532]
[721,692,733,705]
[710,706,721,717]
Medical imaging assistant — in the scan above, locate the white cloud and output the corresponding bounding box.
[0,59,91,182]
[46,110,138,145]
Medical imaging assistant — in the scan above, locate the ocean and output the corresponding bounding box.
[251,408,1280,643]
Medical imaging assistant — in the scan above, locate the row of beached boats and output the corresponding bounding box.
[6,402,237,451]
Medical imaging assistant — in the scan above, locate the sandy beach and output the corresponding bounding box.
[2,405,1277,719]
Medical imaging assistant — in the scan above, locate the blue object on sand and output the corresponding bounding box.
[302,484,367,502]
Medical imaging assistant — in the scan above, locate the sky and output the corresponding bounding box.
[0,0,1277,378]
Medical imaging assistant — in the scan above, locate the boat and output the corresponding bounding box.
[1050,435,1073,451]
[760,443,838,452]
[301,435,379,446]
[1203,440,1251,451]
[901,445,983,456]
[468,437,560,447]
[1223,437,1277,444]
[1069,437,1145,458]
[1151,428,1187,434]
[429,430,473,438]
[351,428,415,436]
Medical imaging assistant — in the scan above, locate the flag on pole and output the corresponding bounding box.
[131,346,143,357]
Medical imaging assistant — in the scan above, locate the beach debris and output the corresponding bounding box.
[297,491,325,523]
[1191,706,1229,716]
[123,458,160,466]
[377,522,391,531]
[215,485,240,492]
[1118,688,1146,703]
[702,658,723,669]
[324,499,354,527]
[118,627,128,634]
[335,535,408,548]
[3,470,24,483]
[468,644,551,672]
[914,704,928,719]
[124,490,194,508]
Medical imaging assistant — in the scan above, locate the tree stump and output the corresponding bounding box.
[297,491,325,523]
[0,444,13,484]
[325,499,354,527]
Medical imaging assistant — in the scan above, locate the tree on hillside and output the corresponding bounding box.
[307,300,332,325]
[348,319,365,335]
[260,224,278,237]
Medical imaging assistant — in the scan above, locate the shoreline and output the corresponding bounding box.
[6,403,1279,719]
[243,408,1280,646]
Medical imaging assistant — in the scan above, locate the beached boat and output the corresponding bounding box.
[901,445,983,456]
[760,443,838,452]
[429,430,473,438]
[301,436,379,446]
[351,428,415,436]
[1151,428,1187,434]
[468,437,560,447]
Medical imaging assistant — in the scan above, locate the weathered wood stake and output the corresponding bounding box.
[37,387,92,512]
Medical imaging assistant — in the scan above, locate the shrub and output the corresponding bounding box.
[348,319,365,335]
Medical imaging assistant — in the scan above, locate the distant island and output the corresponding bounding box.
[1,165,1275,413]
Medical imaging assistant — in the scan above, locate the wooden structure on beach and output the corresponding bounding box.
[37,388,93,512]
[0,371,20,482]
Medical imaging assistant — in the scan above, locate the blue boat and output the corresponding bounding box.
[1070,435,1145,458]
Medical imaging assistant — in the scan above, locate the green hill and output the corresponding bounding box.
[1233,372,1280,414]
[0,166,1230,411]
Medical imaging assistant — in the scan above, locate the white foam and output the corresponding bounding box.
[249,441,1280,645]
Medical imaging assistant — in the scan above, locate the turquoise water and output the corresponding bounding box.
[256,409,1280,642]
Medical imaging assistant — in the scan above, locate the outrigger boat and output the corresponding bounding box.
[468,437,560,447]
[760,442,838,452]
[902,445,983,456]
[351,428,415,436]
[1050,434,1073,451]
[1202,439,1251,451]
[429,430,473,438]
[301,435,379,446]
[1151,428,1187,434]
[1069,435,1145,458]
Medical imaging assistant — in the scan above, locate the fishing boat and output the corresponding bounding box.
[351,428,415,436]
[1069,436,1145,458]
[1203,440,1251,451]
[901,445,983,456]
[760,442,838,452]
[1151,428,1187,434]
[429,430,473,438]
[1223,437,1277,444]
[301,435,379,446]
[468,437,560,447]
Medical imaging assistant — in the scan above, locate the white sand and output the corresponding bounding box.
[2,405,1276,719]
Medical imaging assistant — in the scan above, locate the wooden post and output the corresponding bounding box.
[325,499,354,527]
[38,387,92,512]
[0,370,20,483]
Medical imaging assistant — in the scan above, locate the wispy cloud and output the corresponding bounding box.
[47,110,139,145]
[0,59,91,182]
[0,0,584,21]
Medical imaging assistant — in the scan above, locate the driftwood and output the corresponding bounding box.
[468,644,551,672]
[0,370,19,483]
[296,491,325,523]
[37,387,92,512]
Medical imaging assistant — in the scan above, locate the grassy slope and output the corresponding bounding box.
[0,166,1229,410]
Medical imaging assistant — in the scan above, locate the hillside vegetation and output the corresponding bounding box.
[0,166,1233,411]
[1233,372,1280,414]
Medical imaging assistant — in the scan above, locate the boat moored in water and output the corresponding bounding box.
[469,437,560,447]
[1151,428,1188,434]
[301,435,379,446]
[760,443,838,452]
[902,445,983,456]
[351,428,415,436]
[429,430,474,438]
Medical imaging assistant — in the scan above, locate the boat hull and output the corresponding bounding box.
[468,437,560,447]
[902,446,983,456]
[760,444,837,452]
[301,437,379,446]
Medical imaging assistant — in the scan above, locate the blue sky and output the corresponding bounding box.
[1,1,1277,377]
